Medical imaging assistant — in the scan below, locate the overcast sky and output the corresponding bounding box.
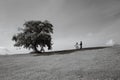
[0,0,120,53]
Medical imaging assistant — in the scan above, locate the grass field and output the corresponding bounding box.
[0,46,120,80]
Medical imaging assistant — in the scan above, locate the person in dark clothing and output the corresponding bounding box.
[80,41,82,49]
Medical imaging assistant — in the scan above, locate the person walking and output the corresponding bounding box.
[75,42,79,49]
[80,41,82,49]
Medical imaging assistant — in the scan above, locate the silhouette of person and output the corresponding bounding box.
[75,42,79,49]
[80,41,82,49]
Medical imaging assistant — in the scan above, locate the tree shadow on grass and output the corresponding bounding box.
[32,46,109,56]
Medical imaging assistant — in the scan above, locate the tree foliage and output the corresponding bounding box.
[12,20,53,53]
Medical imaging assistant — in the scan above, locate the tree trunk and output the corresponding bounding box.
[40,46,45,53]
[33,46,39,53]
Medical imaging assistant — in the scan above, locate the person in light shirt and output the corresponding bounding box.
[75,42,79,49]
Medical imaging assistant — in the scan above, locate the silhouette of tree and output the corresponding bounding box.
[12,20,53,53]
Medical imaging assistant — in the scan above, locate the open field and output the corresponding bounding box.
[0,46,120,80]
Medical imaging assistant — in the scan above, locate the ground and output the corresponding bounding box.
[0,46,120,80]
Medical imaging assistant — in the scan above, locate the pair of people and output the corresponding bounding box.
[75,41,82,49]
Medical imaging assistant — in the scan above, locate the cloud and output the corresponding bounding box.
[105,39,115,46]
[0,47,10,55]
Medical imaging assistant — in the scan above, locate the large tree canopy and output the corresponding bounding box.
[12,20,53,53]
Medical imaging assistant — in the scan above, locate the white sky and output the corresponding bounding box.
[0,0,120,53]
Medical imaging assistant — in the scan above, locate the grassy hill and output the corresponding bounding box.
[0,46,120,80]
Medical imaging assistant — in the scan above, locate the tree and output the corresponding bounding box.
[12,20,53,53]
